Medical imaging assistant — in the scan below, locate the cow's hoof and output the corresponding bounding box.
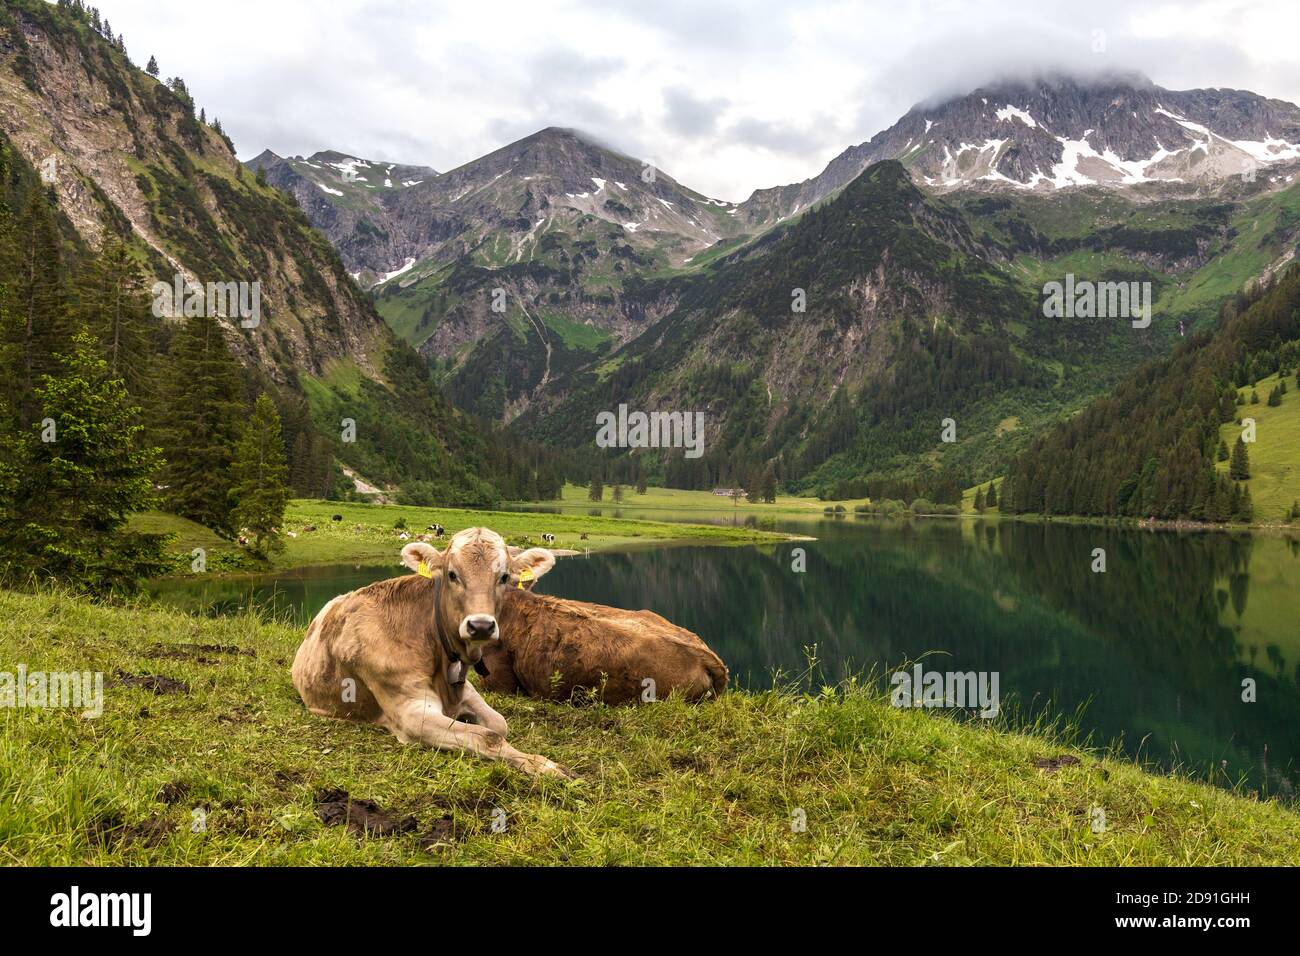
[523,754,577,780]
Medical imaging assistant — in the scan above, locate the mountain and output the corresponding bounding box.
[247,127,744,288]
[245,149,439,282]
[999,262,1300,523]
[735,73,1300,225]
[0,0,554,503]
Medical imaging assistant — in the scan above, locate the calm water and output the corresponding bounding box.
[151,511,1300,798]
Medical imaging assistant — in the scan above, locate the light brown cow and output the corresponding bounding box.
[479,588,729,704]
[291,528,571,778]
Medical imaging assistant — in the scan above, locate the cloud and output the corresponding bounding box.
[100,0,1300,201]
[662,87,729,137]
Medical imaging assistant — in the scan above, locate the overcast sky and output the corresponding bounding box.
[101,0,1300,201]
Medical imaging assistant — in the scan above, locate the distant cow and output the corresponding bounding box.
[426,523,445,537]
[303,525,317,533]
[480,589,728,705]
[579,533,589,540]
[541,533,556,545]
[331,514,342,522]
[291,529,570,778]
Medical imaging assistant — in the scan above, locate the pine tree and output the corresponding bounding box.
[146,55,159,77]
[612,482,623,503]
[1250,390,1260,404]
[10,192,66,417]
[587,473,603,502]
[160,316,245,532]
[1217,438,1229,462]
[1230,437,1251,481]
[0,332,166,592]
[974,487,985,513]
[761,463,777,503]
[229,394,290,555]
[74,233,152,396]
[1267,386,1281,406]
[985,481,998,509]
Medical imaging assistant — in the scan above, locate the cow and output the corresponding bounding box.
[331,514,342,522]
[426,523,445,538]
[479,588,729,705]
[541,533,556,545]
[290,528,571,778]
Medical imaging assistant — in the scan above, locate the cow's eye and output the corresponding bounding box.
[499,573,509,585]
[447,570,458,584]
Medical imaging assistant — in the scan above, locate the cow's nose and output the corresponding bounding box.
[465,616,497,640]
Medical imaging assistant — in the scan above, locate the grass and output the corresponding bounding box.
[1217,372,1300,525]
[545,483,871,516]
[2,587,1297,865]
[133,498,794,578]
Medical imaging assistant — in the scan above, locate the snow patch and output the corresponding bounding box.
[318,183,344,196]
[380,258,416,283]
[995,105,1038,128]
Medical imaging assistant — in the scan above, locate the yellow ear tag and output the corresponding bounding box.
[416,559,434,579]
[517,566,535,589]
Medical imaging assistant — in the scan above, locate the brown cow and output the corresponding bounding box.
[479,588,729,704]
[291,528,571,778]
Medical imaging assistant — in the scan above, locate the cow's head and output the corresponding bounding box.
[401,528,555,663]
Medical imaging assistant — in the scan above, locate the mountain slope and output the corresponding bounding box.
[245,149,438,282]
[1001,263,1300,522]
[0,0,549,503]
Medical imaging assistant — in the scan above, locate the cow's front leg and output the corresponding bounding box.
[371,679,570,778]
[454,681,508,737]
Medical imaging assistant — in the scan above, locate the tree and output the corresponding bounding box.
[1267,386,1281,407]
[146,55,159,77]
[587,473,603,502]
[229,394,290,556]
[1250,390,1260,404]
[760,463,777,503]
[74,233,152,396]
[1229,437,1251,481]
[612,482,623,503]
[985,481,998,509]
[0,332,166,592]
[1217,438,1229,462]
[974,487,986,513]
[9,192,66,418]
[160,316,244,532]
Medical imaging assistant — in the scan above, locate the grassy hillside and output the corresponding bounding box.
[1217,371,1300,524]
[2,588,1297,865]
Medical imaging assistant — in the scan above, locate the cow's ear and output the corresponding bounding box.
[509,547,556,581]
[401,542,443,577]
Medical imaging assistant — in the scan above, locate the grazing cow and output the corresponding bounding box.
[398,531,410,541]
[426,523,445,537]
[331,514,342,522]
[291,529,570,778]
[579,533,589,540]
[303,525,317,533]
[479,588,728,705]
[541,533,556,545]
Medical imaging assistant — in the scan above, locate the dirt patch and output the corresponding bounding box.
[157,781,191,805]
[314,788,416,837]
[86,812,175,849]
[111,669,189,694]
[145,642,256,664]
[272,769,305,789]
[418,814,461,850]
[1033,755,1083,772]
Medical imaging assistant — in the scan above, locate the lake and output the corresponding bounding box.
[151,509,1300,799]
